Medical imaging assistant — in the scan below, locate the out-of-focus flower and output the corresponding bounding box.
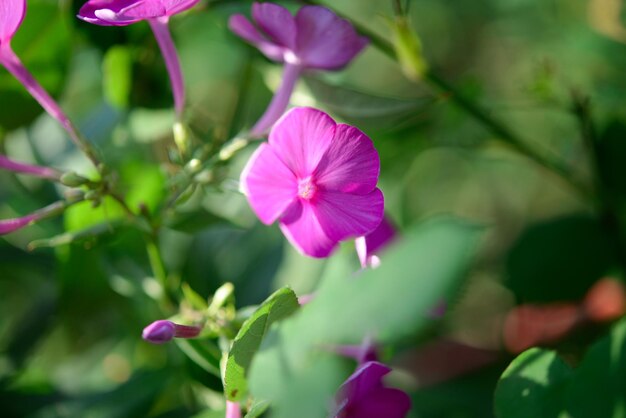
[142,319,201,344]
[333,336,379,364]
[0,0,99,165]
[241,107,383,258]
[0,200,79,235]
[0,155,61,180]
[78,0,199,118]
[583,277,626,322]
[355,216,396,268]
[225,400,241,418]
[334,361,411,418]
[229,2,368,136]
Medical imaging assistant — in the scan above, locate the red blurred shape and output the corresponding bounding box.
[583,278,626,323]
[503,303,581,354]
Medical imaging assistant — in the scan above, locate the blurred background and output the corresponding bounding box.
[1,0,626,416]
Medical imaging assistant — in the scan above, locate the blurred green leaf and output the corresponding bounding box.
[28,219,126,250]
[182,282,209,311]
[224,287,300,401]
[495,348,572,418]
[175,338,222,377]
[506,214,617,303]
[598,119,626,199]
[103,46,133,109]
[244,399,270,418]
[249,217,483,418]
[166,207,239,234]
[303,76,434,127]
[64,197,127,232]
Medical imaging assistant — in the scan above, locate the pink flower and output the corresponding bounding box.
[241,107,383,258]
[78,0,199,119]
[334,361,411,418]
[0,1,99,165]
[229,3,368,136]
[225,401,241,418]
[0,155,61,180]
[0,200,76,235]
[355,216,397,268]
[142,319,201,344]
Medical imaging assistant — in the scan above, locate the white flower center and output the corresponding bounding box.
[298,177,317,200]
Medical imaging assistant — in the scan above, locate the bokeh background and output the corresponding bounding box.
[2,0,626,417]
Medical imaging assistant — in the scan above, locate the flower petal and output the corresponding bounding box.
[347,388,411,418]
[78,0,145,26]
[340,361,390,403]
[295,5,368,70]
[118,1,167,19]
[0,0,26,44]
[314,188,384,242]
[314,123,379,194]
[251,2,296,50]
[241,143,297,225]
[269,107,335,178]
[0,213,36,235]
[279,200,338,258]
[162,0,200,15]
[228,14,286,62]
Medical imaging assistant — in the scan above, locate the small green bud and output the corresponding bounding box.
[60,172,90,187]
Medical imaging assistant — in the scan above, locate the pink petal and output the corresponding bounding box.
[356,216,397,267]
[78,0,145,26]
[0,0,26,44]
[295,5,368,70]
[269,107,336,178]
[241,143,298,225]
[314,123,379,194]
[118,1,167,19]
[251,2,296,50]
[0,213,36,235]
[279,200,338,258]
[161,0,200,15]
[314,189,384,242]
[228,14,285,62]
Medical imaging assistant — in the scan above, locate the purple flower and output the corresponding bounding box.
[334,361,411,418]
[142,319,201,344]
[0,155,61,180]
[333,336,379,365]
[241,107,383,258]
[0,1,99,165]
[229,3,368,136]
[355,216,397,268]
[0,200,76,235]
[78,0,199,119]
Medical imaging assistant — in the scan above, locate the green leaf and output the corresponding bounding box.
[182,282,209,311]
[244,399,270,418]
[224,287,300,401]
[175,338,222,377]
[64,197,127,232]
[303,76,434,128]
[248,217,483,418]
[495,348,572,418]
[103,45,132,109]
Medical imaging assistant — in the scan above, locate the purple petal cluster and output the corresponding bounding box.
[241,107,383,258]
[229,2,368,70]
[334,361,411,418]
[77,0,199,26]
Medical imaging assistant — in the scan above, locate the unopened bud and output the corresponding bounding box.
[60,172,90,187]
[142,320,201,344]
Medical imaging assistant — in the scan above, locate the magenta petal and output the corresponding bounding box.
[0,213,36,235]
[342,361,390,402]
[295,5,368,70]
[356,216,397,266]
[269,107,335,178]
[279,200,338,258]
[118,1,167,19]
[228,14,285,62]
[314,189,384,242]
[241,143,298,225]
[314,124,379,194]
[78,0,144,26]
[161,0,200,16]
[251,2,296,50]
[142,320,176,344]
[0,0,26,44]
[348,388,411,418]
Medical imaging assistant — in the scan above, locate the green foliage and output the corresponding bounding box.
[496,318,626,418]
[249,218,483,418]
[224,287,300,401]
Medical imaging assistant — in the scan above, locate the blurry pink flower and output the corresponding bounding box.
[229,2,368,136]
[0,155,61,180]
[334,361,411,418]
[355,216,397,268]
[241,107,383,258]
[225,401,241,418]
[0,200,73,235]
[142,319,201,344]
[0,0,99,165]
[78,0,200,118]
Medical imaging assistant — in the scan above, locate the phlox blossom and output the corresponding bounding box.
[241,107,383,258]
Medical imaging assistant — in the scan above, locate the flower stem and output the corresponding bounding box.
[0,45,101,168]
[149,17,186,120]
[0,155,62,180]
[250,62,302,137]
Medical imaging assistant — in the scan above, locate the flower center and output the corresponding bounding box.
[298,177,317,200]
